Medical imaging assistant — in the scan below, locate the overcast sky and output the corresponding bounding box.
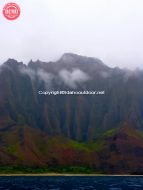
[0,0,143,69]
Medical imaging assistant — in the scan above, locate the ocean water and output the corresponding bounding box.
[0,176,142,190]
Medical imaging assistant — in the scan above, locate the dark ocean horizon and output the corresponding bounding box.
[0,176,143,189]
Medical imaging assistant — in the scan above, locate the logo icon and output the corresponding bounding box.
[3,2,20,20]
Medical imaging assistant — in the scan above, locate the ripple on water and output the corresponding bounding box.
[0,176,143,190]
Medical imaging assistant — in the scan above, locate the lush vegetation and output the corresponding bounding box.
[0,166,97,174]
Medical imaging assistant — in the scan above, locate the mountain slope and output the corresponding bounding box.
[0,53,143,173]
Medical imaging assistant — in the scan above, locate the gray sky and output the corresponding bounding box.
[0,0,143,69]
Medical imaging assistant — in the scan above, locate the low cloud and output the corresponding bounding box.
[123,69,141,82]
[20,67,36,81]
[59,68,90,88]
[19,67,54,88]
[100,71,111,79]
[37,69,54,87]
[19,66,90,89]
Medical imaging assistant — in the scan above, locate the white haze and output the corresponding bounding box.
[0,0,143,69]
[19,67,90,89]
[20,67,53,86]
[20,67,36,81]
[59,69,90,88]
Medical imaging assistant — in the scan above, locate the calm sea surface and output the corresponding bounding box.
[0,176,142,190]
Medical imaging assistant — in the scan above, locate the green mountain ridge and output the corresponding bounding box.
[0,54,143,173]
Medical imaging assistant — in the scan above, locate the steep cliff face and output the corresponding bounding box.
[1,54,143,139]
[0,53,143,173]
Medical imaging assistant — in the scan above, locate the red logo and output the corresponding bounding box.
[3,2,20,20]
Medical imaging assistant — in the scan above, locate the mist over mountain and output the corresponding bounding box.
[0,53,143,173]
